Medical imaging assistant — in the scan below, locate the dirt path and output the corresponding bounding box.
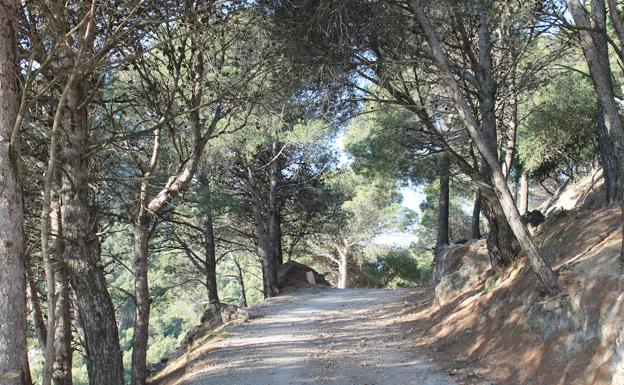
[166,288,458,385]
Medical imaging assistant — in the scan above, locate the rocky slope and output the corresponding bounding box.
[402,170,624,385]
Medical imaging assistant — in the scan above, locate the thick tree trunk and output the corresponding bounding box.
[247,165,279,297]
[432,153,451,281]
[471,190,482,239]
[0,1,29,382]
[61,82,124,385]
[595,106,621,203]
[202,211,220,305]
[566,0,624,261]
[131,220,150,385]
[201,179,220,306]
[482,198,516,268]
[518,173,529,215]
[413,2,560,295]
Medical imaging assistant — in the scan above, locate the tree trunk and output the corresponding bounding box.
[268,139,283,266]
[25,253,47,350]
[566,0,624,261]
[337,242,349,289]
[413,1,560,295]
[52,263,72,385]
[435,152,450,254]
[595,106,621,203]
[131,220,151,385]
[199,174,220,306]
[233,258,248,308]
[0,1,29,382]
[247,165,279,297]
[61,81,124,385]
[51,196,72,385]
[518,173,529,215]
[471,190,482,239]
[432,152,451,282]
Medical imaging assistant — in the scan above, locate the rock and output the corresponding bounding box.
[521,209,546,228]
[277,260,330,289]
[434,240,490,305]
[182,303,252,348]
[200,304,224,329]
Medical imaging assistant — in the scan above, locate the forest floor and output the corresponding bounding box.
[151,288,466,385]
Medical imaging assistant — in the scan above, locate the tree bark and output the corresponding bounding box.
[268,139,283,266]
[61,81,124,385]
[52,262,72,385]
[198,173,220,306]
[595,106,621,203]
[337,243,349,289]
[412,1,560,295]
[25,252,47,350]
[0,1,30,382]
[233,258,248,308]
[435,152,450,253]
[131,220,150,385]
[247,165,279,297]
[50,194,72,385]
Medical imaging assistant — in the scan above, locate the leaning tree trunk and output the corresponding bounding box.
[0,1,30,383]
[61,81,124,385]
[413,1,560,295]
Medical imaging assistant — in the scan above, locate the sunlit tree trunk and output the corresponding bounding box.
[518,173,529,215]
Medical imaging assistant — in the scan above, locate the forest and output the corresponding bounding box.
[1,0,624,384]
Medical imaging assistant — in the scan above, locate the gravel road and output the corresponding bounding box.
[168,288,458,385]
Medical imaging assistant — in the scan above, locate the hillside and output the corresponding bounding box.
[400,171,624,385]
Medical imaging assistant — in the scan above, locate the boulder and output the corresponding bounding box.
[521,209,546,227]
[434,240,491,305]
[277,261,330,289]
